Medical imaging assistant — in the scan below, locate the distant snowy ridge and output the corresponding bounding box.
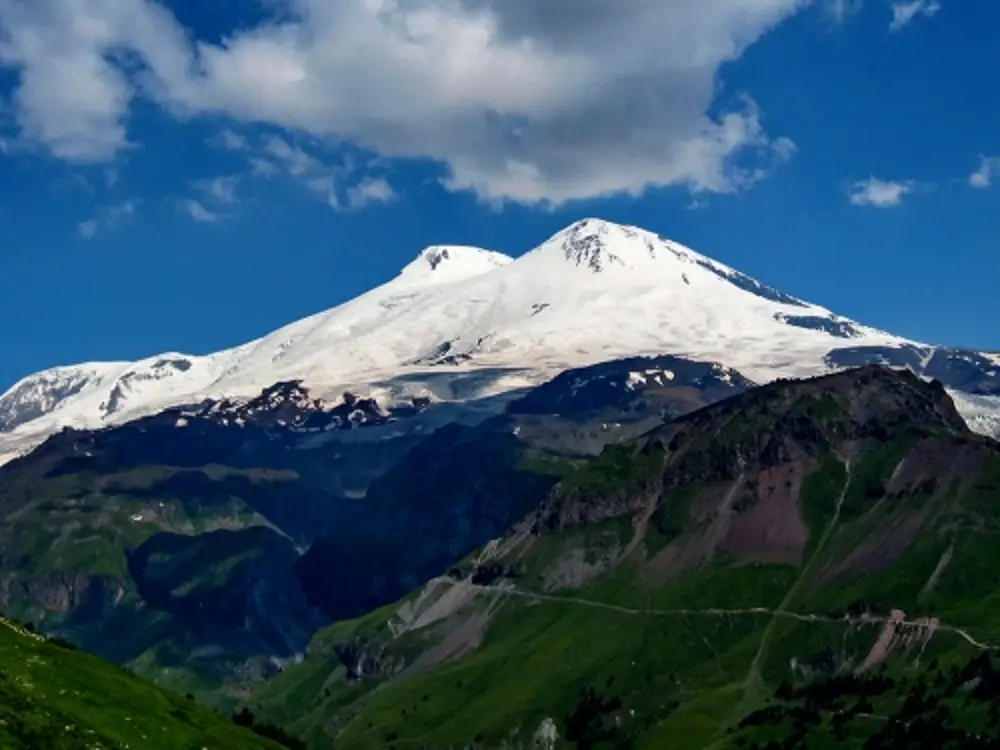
[2,218,998,465]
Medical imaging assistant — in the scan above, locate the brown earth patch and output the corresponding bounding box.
[643,541,685,582]
[721,461,810,565]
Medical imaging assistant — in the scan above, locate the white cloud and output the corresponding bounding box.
[246,134,396,210]
[347,177,397,209]
[106,200,136,224]
[822,0,864,23]
[261,136,329,178]
[212,129,250,151]
[77,200,136,237]
[180,199,222,223]
[847,177,916,207]
[0,0,807,205]
[77,219,98,239]
[249,157,279,177]
[195,174,241,204]
[969,156,1000,189]
[889,0,941,31]
[254,134,349,207]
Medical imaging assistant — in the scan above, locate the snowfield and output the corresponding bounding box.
[1,219,998,464]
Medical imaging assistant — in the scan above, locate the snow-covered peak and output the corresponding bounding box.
[1,216,998,465]
[522,218,817,313]
[0,363,124,432]
[530,218,667,273]
[525,219,743,283]
[396,245,512,286]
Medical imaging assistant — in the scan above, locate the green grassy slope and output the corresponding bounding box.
[0,615,291,750]
[0,456,329,706]
[250,368,1000,749]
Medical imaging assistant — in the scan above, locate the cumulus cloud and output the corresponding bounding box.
[889,0,941,31]
[180,198,222,223]
[0,0,807,205]
[969,156,1000,189]
[847,177,915,207]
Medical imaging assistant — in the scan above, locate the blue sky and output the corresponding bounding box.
[0,0,997,390]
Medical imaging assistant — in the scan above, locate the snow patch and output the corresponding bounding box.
[626,369,676,390]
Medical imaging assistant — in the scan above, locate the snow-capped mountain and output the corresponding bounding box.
[2,219,998,464]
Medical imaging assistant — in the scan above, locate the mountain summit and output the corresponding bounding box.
[1,219,998,463]
[396,245,513,285]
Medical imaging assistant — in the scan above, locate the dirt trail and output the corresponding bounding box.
[368,452,996,743]
[357,561,995,743]
[470,582,990,648]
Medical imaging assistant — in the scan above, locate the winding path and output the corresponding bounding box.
[468,581,996,650]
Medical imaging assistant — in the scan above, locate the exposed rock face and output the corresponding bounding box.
[2,572,125,617]
[826,345,1000,396]
[508,355,753,420]
[775,313,862,339]
[334,639,408,682]
[527,366,984,576]
[0,370,93,432]
[187,380,431,432]
[533,718,560,749]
